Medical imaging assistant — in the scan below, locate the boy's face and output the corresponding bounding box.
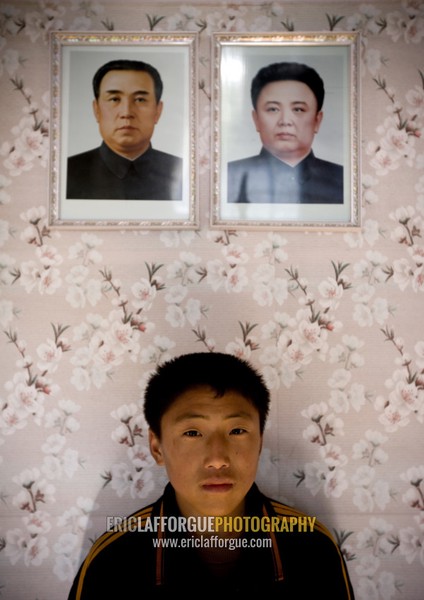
[149,386,262,518]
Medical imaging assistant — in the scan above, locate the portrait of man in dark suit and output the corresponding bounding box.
[227,62,343,205]
[66,59,183,201]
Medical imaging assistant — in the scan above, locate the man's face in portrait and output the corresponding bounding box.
[149,386,262,519]
[252,79,323,166]
[93,69,163,159]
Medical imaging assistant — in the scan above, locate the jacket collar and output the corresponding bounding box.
[99,142,154,179]
[259,147,316,182]
[154,483,284,587]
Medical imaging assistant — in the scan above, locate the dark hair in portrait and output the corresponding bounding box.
[250,61,325,111]
[92,59,164,103]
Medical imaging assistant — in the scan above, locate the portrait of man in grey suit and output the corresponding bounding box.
[227,62,343,205]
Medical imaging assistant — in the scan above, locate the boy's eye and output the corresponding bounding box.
[183,430,200,437]
[230,428,246,435]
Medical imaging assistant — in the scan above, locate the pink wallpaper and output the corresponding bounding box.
[0,1,423,598]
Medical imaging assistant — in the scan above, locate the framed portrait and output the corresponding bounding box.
[49,32,198,229]
[211,32,361,230]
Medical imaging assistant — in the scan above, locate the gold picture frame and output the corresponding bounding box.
[211,32,361,231]
[49,31,198,229]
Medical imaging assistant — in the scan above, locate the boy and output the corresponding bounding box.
[68,352,355,598]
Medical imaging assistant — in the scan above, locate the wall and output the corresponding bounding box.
[1,1,423,598]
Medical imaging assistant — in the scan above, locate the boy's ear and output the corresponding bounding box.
[149,429,165,466]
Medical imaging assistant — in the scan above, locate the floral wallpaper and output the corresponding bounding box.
[1,0,424,598]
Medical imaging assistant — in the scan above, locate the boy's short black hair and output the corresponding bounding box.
[143,352,270,437]
[251,61,325,111]
[92,59,163,103]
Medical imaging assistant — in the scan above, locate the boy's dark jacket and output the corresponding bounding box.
[68,483,355,599]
